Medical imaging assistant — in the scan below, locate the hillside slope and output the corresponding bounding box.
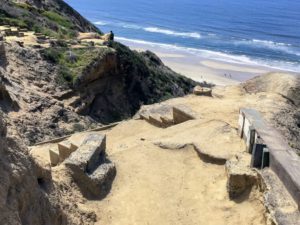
[0,0,99,38]
[0,0,202,144]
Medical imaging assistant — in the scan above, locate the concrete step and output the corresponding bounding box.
[148,115,164,127]
[64,134,106,173]
[63,134,115,196]
[49,147,59,166]
[58,140,78,162]
[88,162,116,186]
[160,115,174,127]
[173,105,196,124]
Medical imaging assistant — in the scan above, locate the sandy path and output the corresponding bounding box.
[80,83,289,225]
[84,119,265,225]
[29,72,296,225]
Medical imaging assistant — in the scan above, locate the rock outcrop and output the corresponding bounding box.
[74,43,199,123]
[0,0,201,144]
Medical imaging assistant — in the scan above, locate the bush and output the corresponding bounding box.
[41,47,103,85]
[59,66,73,82]
[42,11,72,28]
[41,48,63,63]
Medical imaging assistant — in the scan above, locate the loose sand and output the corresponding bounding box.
[89,142,264,225]
[79,84,288,225]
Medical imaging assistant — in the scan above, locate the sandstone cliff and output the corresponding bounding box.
[0,0,201,145]
[0,110,106,224]
[1,1,299,225]
[0,1,201,223]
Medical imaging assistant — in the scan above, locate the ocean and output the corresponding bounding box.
[65,0,300,72]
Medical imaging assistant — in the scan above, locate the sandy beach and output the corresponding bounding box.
[117,38,281,86]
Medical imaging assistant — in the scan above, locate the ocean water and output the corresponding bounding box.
[66,0,300,72]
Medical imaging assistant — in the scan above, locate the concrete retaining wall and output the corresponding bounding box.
[239,108,300,209]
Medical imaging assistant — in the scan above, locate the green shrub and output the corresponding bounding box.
[0,10,28,28]
[59,66,73,82]
[41,47,103,85]
[42,11,72,28]
[14,2,35,11]
[41,48,63,63]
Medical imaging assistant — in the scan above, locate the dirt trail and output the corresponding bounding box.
[82,118,265,225]
[28,73,297,225]
[75,83,287,225]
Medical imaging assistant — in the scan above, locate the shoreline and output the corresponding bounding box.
[117,37,287,86]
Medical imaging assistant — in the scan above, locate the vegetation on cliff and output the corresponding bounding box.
[41,46,109,84]
[39,41,200,123]
[0,0,99,38]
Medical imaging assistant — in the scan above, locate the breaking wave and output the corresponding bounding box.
[93,20,202,39]
[143,27,201,39]
[116,37,300,73]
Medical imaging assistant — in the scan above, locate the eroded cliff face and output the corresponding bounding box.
[0,115,62,225]
[0,37,199,145]
[0,0,200,145]
[0,113,101,224]
[0,41,96,145]
[73,43,199,122]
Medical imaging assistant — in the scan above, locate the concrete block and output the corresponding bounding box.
[64,134,106,173]
[261,148,270,169]
[58,140,73,162]
[246,126,256,153]
[270,150,300,209]
[250,137,266,168]
[242,117,251,142]
[173,106,196,124]
[49,148,59,166]
[238,113,245,138]
[139,113,149,121]
[89,162,116,186]
[63,134,113,197]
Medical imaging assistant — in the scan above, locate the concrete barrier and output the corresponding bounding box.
[65,134,106,173]
[239,108,300,209]
[63,134,115,196]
